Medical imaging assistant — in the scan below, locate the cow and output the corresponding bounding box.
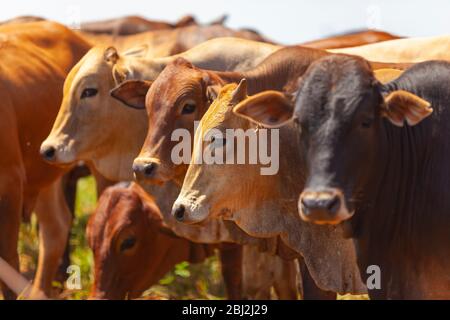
[0,21,91,299]
[232,56,450,299]
[87,182,213,299]
[88,182,299,300]
[331,34,450,62]
[302,29,401,49]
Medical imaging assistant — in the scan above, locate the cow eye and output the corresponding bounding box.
[81,88,98,99]
[181,102,196,115]
[119,236,136,252]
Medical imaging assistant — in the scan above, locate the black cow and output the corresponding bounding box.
[233,55,450,299]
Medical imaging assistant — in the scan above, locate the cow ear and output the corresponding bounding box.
[233,90,294,128]
[382,90,432,126]
[110,80,153,109]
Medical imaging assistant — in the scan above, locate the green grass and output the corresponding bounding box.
[17,175,225,300]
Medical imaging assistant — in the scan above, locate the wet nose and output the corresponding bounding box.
[133,161,158,179]
[300,189,341,220]
[40,145,56,162]
[172,204,186,222]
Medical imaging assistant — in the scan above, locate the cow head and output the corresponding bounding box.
[234,55,432,225]
[111,58,223,185]
[40,46,150,181]
[172,80,284,225]
[87,183,186,300]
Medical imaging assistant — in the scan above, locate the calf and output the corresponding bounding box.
[88,182,213,299]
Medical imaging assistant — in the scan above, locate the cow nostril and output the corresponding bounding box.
[143,163,156,177]
[42,146,56,161]
[173,205,186,222]
[326,196,340,214]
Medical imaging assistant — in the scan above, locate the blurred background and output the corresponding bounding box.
[2,0,449,44]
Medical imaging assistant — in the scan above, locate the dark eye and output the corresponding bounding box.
[361,119,374,128]
[181,102,196,115]
[81,88,98,99]
[120,237,136,252]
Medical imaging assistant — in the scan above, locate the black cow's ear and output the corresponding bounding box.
[110,80,153,109]
[233,90,294,128]
[381,90,432,126]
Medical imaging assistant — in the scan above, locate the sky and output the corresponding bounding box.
[1,0,449,44]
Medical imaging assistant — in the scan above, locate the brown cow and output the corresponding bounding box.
[88,182,299,300]
[0,21,91,299]
[302,29,400,49]
[87,182,213,299]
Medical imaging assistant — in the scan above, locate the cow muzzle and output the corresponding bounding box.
[299,188,354,224]
[171,195,210,225]
[39,140,76,165]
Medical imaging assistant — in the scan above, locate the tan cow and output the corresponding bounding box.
[0,21,91,298]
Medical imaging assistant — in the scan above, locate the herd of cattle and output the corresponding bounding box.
[0,14,449,300]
